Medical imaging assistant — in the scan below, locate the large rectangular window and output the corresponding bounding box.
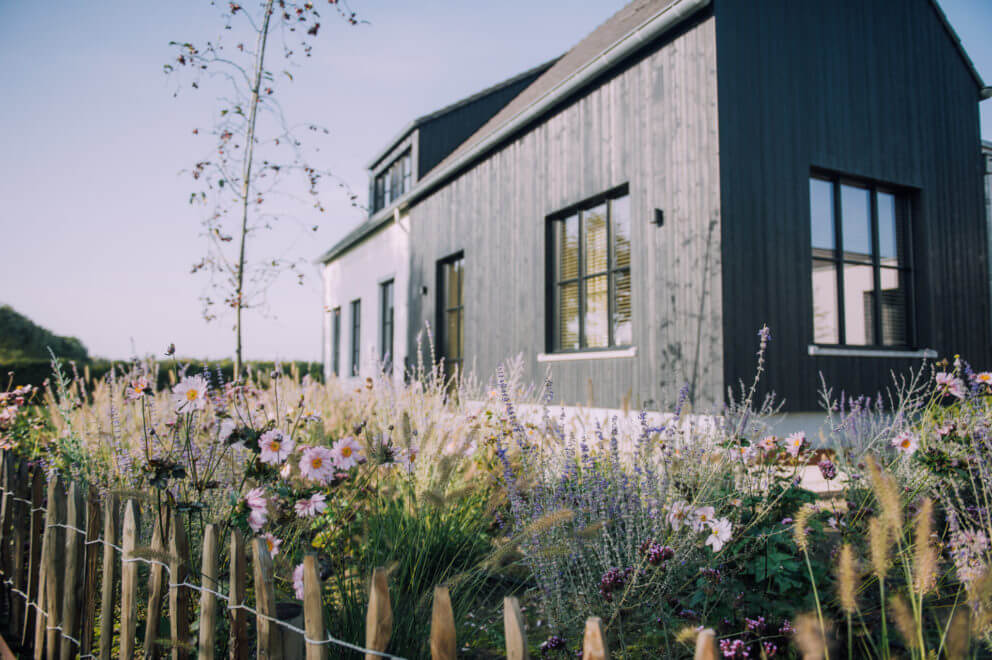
[330,307,341,377]
[379,280,394,373]
[350,299,361,376]
[810,174,913,347]
[548,189,631,351]
[372,150,413,213]
[438,253,464,380]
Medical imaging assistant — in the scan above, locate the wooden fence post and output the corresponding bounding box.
[31,474,50,658]
[251,537,281,660]
[119,499,140,660]
[145,508,170,659]
[430,586,456,660]
[11,460,31,638]
[197,524,218,660]
[582,617,607,660]
[80,487,101,658]
[365,567,392,660]
[169,510,191,660]
[0,453,13,606]
[44,477,66,660]
[302,555,326,660]
[60,482,86,660]
[228,530,249,660]
[22,467,44,648]
[99,495,119,660]
[694,628,718,660]
[503,596,528,660]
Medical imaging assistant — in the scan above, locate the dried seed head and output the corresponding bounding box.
[890,594,918,649]
[837,544,859,614]
[793,503,815,552]
[945,609,971,660]
[794,613,831,660]
[866,457,902,535]
[523,509,575,536]
[913,498,937,595]
[868,516,891,579]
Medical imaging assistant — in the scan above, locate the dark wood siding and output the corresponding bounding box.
[407,15,723,410]
[417,72,545,178]
[715,0,990,411]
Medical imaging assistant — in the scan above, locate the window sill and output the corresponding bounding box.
[537,346,637,362]
[807,345,937,359]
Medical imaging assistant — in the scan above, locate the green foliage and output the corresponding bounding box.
[0,304,88,363]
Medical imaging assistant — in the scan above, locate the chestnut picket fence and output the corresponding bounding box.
[0,451,720,659]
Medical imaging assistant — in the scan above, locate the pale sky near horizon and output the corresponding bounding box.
[1,1,990,363]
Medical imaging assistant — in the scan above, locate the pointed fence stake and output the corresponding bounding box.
[364,567,392,660]
[119,500,140,660]
[60,482,85,660]
[228,531,249,660]
[99,495,119,660]
[303,555,326,660]
[430,586,456,660]
[169,510,191,660]
[503,597,528,660]
[197,524,218,660]
[11,461,30,638]
[251,537,281,660]
[44,477,66,660]
[22,467,44,648]
[582,617,607,660]
[694,628,718,660]
[80,487,102,658]
[144,508,170,659]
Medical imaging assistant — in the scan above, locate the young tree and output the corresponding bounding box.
[166,0,362,376]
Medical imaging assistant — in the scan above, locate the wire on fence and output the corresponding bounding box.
[0,481,409,659]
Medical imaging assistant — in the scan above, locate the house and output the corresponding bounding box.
[321,0,991,420]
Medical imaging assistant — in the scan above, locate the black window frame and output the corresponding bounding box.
[372,150,413,214]
[330,306,341,377]
[349,299,361,377]
[809,171,916,349]
[379,279,394,373]
[545,184,632,353]
[436,252,464,380]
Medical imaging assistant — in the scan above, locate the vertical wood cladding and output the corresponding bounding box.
[715,0,990,411]
[408,15,723,410]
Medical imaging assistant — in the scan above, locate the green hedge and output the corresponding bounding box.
[2,358,324,392]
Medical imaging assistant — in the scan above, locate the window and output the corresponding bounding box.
[437,254,464,379]
[548,189,631,351]
[372,150,413,213]
[330,307,341,377]
[379,280,394,372]
[350,299,361,376]
[810,174,913,347]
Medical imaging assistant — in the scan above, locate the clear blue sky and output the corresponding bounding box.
[1,1,990,363]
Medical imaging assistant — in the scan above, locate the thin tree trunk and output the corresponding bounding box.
[234,0,275,378]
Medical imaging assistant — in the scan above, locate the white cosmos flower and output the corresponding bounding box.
[891,431,919,455]
[691,506,716,533]
[294,493,327,518]
[300,446,335,484]
[667,501,692,530]
[785,432,806,458]
[331,436,363,470]
[293,563,305,600]
[705,518,733,552]
[261,532,282,558]
[258,430,294,465]
[173,375,209,413]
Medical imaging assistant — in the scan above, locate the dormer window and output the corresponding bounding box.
[373,150,413,213]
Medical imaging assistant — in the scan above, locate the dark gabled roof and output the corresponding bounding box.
[365,58,559,172]
[930,0,987,93]
[427,0,678,177]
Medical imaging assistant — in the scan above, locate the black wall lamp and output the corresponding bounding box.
[652,208,665,227]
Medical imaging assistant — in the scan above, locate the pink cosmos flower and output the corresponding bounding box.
[173,375,209,413]
[331,436,363,470]
[974,372,992,388]
[667,501,692,531]
[259,429,294,465]
[691,506,716,533]
[125,376,150,401]
[300,446,335,484]
[294,493,327,518]
[261,532,282,558]
[891,431,919,455]
[293,563,305,600]
[244,487,267,512]
[248,508,267,532]
[785,432,806,458]
[756,436,777,452]
[936,372,966,400]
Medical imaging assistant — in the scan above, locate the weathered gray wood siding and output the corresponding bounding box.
[715,0,991,412]
[407,15,723,410]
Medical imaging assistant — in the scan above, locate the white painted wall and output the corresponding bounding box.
[322,211,410,385]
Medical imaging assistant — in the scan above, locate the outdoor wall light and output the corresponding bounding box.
[653,208,664,227]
